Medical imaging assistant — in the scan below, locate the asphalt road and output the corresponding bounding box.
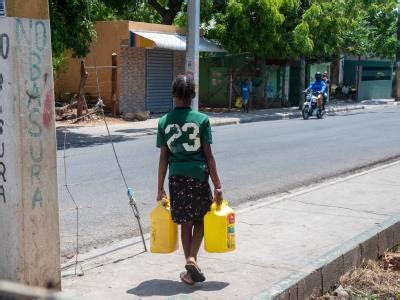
[57,106,400,257]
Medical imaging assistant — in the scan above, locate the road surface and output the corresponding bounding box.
[57,106,400,257]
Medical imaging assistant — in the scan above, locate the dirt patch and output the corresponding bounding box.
[56,115,128,128]
[318,247,400,299]
[55,107,131,128]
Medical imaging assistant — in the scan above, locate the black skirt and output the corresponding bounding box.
[169,175,213,224]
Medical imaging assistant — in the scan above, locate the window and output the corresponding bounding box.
[0,0,5,17]
[361,66,392,81]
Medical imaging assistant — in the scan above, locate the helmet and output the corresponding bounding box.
[315,72,322,80]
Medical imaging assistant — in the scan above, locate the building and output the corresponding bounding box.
[56,21,224,115]
[340,56,393,101]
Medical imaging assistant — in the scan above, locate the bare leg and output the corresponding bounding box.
[181,222,193,260]
[187,222,204,264]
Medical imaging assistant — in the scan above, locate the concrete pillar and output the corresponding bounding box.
[0,0,61,289]
[186,0,200,110]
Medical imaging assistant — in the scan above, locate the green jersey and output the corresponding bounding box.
[156,107,213,181]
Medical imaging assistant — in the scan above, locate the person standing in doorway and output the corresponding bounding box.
[156,73,223,285]
[241,78,251,113]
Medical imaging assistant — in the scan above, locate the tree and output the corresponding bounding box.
[147,0,183,24]
[100,0,162,23]
[209,0,297,57]
[298,0,397,59]
[49,0,97,76]
[101,0,184,25]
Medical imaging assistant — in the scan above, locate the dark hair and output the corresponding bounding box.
[172,73,196,103]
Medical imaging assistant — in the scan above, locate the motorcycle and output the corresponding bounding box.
[302,90,324,120]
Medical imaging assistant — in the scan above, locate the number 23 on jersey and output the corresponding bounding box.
[165,123,200,152]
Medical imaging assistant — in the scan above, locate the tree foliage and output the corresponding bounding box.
[296,0,397,59]
[207,0,397,59]
[50,0,398,77]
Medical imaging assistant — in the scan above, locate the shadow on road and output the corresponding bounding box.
[56,129,139,150]
[126,279,229,297]
[114,128,157,134]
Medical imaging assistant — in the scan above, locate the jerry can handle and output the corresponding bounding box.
[158,197,170,209]
[212,199,228,211]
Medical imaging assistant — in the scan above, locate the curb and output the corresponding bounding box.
[56,104,370,135]
[211,105,366,127]
[254,214,400,300]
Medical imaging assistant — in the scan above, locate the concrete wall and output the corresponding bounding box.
[56,21,130,110]
[5,0,49,18]
[1,2,60,289]
[308,63,330,84]
[358,79,392,101]
[343,59,393,101]
[119,48,186,114]
[56,21,186,112]
[119,40,146,113]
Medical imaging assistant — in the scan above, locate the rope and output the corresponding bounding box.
[96,101,148,252]
[62,127,81,275]
[95,100,128,190]
[84,0,147,252]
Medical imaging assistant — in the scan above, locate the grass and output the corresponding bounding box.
[339,259,400,299]
[317,247,400,299]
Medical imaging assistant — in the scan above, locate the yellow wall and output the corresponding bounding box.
[6,0,49,19]
[56,21,130,110]
[56,21,186,111]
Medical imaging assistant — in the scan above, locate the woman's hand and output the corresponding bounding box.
[213,188,223,205]
[157,189,167,202]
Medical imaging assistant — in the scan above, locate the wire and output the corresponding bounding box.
[95,101,129,190]
[63,127,81,276]
[84,0,147,253]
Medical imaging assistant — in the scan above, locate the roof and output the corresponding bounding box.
[130,30,226,53]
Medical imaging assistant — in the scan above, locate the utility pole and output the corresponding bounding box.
[186,0,200,110]
[396,2,400,101]
[0,0,61,290]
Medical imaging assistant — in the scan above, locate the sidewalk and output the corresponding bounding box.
[56,99,399,142]
[60,160,400,299]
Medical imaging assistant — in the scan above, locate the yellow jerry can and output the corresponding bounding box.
[150,198,178,253]
[204,200,236,253]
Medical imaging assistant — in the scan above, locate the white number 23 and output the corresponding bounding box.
[165,123,200,152]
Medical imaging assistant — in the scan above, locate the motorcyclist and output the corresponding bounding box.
[306,72,327,110]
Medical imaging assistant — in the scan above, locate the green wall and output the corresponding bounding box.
[344,59,393,101]
[200,54,266,108]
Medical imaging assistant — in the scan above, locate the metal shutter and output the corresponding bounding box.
[146,49,173,113]
[0,0,5,16]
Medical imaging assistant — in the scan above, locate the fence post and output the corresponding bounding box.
[77,60,88,117]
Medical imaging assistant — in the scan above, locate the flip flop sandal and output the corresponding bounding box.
[185,263,206,282]
[180,271,194,285]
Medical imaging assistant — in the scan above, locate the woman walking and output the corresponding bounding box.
[156,73,223,285]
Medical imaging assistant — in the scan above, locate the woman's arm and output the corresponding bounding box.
[203,143,223,204]
[157,145,169,201]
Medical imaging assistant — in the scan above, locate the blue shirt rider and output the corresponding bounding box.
[307,72,327,109]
